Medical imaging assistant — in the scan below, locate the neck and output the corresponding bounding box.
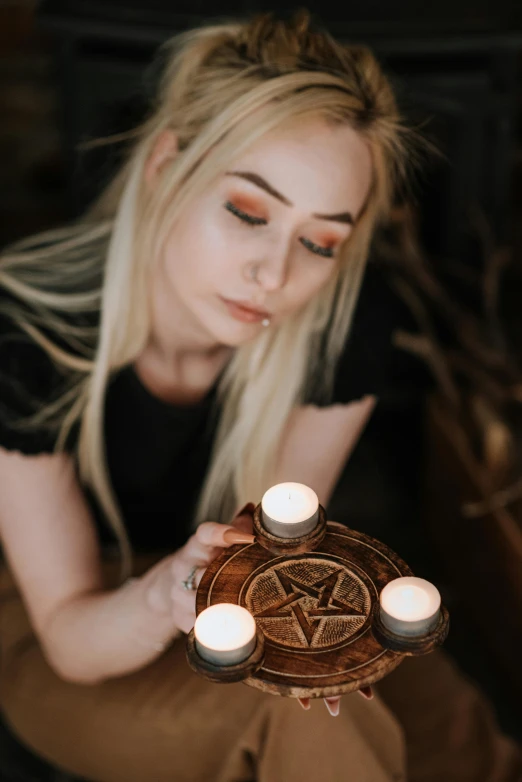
[134,267,233,402]
[146,261,224,369]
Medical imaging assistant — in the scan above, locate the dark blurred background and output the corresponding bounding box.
[1,1,522,780]
[4,0,522,253]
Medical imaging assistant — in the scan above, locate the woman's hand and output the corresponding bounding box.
[151,503,256,635]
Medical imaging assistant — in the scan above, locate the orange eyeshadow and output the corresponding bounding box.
[229,194,267,218]
[314,234,340,248]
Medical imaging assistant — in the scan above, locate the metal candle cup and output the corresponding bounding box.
[261,483,319,539]
[379,577,441,638]
[194,604,257,666]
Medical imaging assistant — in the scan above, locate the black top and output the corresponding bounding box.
[0,263,407,553]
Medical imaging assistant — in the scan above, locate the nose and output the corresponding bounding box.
[256,240,291,292]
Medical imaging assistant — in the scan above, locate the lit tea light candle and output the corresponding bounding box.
[261,482,319,538]
[379,577,441,637]
[194,604,257,666]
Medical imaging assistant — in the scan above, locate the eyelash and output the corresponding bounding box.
[224,201,335,259]
[225,200,266,226]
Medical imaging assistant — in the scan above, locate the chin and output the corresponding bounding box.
[209,320,261,348]
[218,328,259,348]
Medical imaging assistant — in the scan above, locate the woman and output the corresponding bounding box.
[0,11,518,782]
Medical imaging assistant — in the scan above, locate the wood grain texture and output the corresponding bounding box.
[195,521,421,698]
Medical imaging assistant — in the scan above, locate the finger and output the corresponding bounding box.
[181,536,221,566]
[171,573,205,609]
[183,524,253,565]
[297,697,311,710]
[231,515,254,535]
[171,556,206,594]
[196,521,255,548]
[171,586,196,613]
[357,686,374,700]
[231,516,254,535]
[230,503,256,534]
[324,697,341,717]
[174,609,197,635]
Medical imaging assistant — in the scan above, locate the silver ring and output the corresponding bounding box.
[181,565,199,591]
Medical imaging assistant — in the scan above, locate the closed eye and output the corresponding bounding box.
[225,200,267,226]
[299,237,334,259]
[225,201,336,259]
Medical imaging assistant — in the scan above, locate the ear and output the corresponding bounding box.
[143,129,179,190]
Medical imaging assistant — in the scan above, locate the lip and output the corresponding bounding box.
[220,297,271,324]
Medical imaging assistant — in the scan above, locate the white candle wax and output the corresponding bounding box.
[194,604,257,666]
[379,577,441,637]
[261,482,319,538]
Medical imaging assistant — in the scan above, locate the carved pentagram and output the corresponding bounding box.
[196,523,412,697]
[244,558,371,649]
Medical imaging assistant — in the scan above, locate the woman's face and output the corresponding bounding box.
[156,117,373,349]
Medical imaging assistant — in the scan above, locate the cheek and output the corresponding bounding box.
[163,214,232,283]
[290,261,336,305]
[162,238,184,281]
[193,212,253,283]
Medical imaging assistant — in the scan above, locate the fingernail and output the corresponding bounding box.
[235,502,256,517]
[324,698,340,717]
[223,529,256,544]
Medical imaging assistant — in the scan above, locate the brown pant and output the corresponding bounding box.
[0,559,520,782]
[377,652,522,782]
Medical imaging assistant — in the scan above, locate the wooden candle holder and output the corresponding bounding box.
[370,602,450,655]
[186,626,266,683]
[252,502,328,555]
[187,511,450,699]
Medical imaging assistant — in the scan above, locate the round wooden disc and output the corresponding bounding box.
[196,521,414,699]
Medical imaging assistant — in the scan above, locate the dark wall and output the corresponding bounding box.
[0,2,67,247]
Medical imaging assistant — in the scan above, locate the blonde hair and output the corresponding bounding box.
[0,12,411,577]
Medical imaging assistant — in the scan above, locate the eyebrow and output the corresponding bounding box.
[225,170,354,225]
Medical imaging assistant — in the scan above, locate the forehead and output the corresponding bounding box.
[225,117,374,216]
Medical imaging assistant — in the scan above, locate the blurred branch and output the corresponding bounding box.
[376,202,522,551]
